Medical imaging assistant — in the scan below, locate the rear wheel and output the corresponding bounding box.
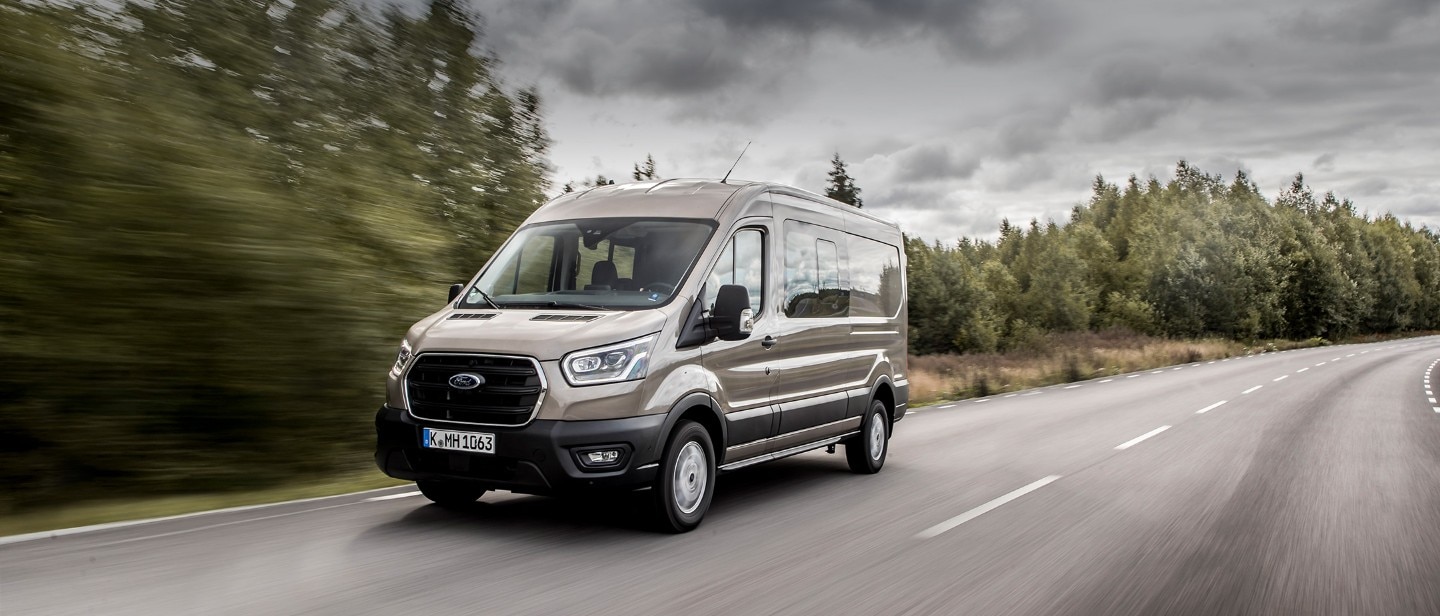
[416,480,486,508]
[651,420,715,533]
[846,400,889,474]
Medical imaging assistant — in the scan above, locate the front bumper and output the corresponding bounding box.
[374,405,665,495]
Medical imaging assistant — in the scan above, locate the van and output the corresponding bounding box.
[375,179,908,532]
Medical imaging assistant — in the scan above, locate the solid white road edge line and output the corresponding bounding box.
[1115,425,1171,450]
[1242,385,1263,395]
[1196,401,1228,414]
[0,485,410,546]
[914,475,1063,540]
[365,491,421,502]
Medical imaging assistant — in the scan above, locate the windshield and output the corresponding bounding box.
[460,218,716,310]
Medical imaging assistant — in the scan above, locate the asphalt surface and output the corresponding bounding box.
[5,337,1440,615]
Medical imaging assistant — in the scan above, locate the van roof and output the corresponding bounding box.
[531,178,900,230]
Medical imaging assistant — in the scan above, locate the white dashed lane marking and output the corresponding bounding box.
[1273,375,1289,382]
[1297,367,1309,373]
[915,476,1062,539]
[1115,426,1171,450]
[1195,401,1227,414]
[1242,385,1263,395]
[1064,385,1083,390]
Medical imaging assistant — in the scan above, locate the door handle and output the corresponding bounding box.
[760,335,777,349]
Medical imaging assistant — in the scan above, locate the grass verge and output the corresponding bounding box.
[908,330,1433,406]
[0,470,408,538]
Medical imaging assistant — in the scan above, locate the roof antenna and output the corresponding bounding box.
[720,140,751,184]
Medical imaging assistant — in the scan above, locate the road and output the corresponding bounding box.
[5,338,1440,615]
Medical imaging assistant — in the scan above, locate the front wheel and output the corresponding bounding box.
[846,400,889,474]
[416,480,486,508]
[651,420,715,533]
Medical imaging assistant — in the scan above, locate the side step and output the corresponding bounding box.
[717,431,859,472]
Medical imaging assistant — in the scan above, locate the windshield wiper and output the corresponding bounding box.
[472,287,503,310]
[545,301,608,311]
[503,301,608,311]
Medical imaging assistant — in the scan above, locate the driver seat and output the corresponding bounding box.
[590,260,618,289]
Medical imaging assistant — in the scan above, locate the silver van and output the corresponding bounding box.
[375,179,908,531]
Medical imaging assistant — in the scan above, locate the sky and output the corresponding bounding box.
[466,0,1440,243]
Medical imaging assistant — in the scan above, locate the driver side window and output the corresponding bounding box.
[704,228,765,316]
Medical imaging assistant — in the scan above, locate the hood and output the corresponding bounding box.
[407,306,675,361]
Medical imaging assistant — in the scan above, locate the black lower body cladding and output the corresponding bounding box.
[375,405,665,495]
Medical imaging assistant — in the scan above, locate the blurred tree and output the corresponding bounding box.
[0,0,550,511]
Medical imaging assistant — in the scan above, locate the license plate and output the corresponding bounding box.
[421,428,496,454]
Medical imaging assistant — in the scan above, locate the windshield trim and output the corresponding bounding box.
[454,217,718,312]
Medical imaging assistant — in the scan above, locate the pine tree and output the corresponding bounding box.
[824,152,863,207]
[632,154,658,181]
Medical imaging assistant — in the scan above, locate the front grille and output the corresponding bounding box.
[405,354,544,426]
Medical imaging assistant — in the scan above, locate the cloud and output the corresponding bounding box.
[891,143,982,183]
[1086,58,1243,105]
[693,0,1062,58]
[472,0,1063,118]
[1286,0,1440,44]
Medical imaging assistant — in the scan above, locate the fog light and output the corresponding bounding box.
[574,446,628,471]
[586,450,620,465]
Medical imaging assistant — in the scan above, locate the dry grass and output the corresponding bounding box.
[908,329,1333,405]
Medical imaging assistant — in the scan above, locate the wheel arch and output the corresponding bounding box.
[653,391,726,465]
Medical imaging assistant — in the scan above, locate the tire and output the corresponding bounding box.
[846,400,889,474]
[416,480,487,508]
[651,420,715,533]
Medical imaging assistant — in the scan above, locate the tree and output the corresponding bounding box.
[824,152,863,207]
[632,153,658,181]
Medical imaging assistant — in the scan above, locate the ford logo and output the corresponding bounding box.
[448,373,485,390]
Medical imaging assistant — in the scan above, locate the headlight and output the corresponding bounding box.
[562,334,657,386]
[390,339,413,377]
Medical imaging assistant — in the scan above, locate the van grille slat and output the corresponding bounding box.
[405,354,543,426]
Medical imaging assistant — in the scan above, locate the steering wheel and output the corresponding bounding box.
[642,282,675,295]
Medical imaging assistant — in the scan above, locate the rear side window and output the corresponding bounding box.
[784,220,847,318]
[848,235,903,318]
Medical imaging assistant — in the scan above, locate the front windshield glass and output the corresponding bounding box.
[460,218,716,310]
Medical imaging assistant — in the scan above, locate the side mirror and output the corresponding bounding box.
[448,283,464,302]
[711,284,753,341]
